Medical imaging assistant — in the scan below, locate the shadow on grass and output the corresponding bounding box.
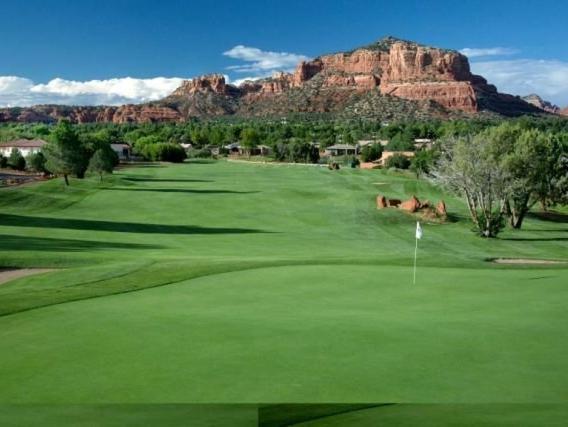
[122,177,213,183]
[0,234,163,252]
[528,211,568,223]
[106,187,257,194]
[0,214,270,235]
[500,237,568,242]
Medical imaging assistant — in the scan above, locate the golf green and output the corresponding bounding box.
[0,160,566,408]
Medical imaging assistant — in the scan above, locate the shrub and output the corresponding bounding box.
[8,148,26,171]
[27,152,48,173]
[385,154,411,170]
[155,143,187,163]
[190,148,214,159]
[360,143,383,162]
[0,155,7,168]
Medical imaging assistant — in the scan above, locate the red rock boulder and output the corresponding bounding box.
[376,195,387,209]
[400,196,421,213]
[436,200,447,216]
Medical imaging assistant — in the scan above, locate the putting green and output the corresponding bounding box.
[1,264,567,403]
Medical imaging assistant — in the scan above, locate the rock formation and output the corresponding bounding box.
[436,201,447,217]
[400,195,421,213]
[377,194,448,220]
[0,37,545,123]
[560,107,568,117]
[522,94,561,114]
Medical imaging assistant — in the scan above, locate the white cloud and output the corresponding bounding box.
[0,76,186,107]
[460,47,519,58]
[223,45,309,75]
[471,58,568,106]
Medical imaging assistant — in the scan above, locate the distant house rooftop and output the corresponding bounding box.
[0,139,47,148]
[326,144,357,150]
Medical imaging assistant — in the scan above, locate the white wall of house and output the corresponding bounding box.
[0,147,42,157]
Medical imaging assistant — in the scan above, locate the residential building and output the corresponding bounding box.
[0,139,47,157]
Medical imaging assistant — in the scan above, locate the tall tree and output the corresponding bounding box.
[44,121,87,185]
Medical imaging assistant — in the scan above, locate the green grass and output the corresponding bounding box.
[0,160,566,411]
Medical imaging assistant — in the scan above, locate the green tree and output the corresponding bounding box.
[88,147,118,182]
[360,143,383,162]
[410,149,438,178]
[8,148,26,171]
[43,121,87,185]
[385,154,411,169]
[27,151,47,173]
[240,128,261,156]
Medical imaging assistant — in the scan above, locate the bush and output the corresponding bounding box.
[0,155,7,168]
[360,143,383,162]
[27,152,48,173]
[345,156,360,168]
[190,148,214,159]
[156,143,187,163]
[8,148,26,171]
[385,154,411,170]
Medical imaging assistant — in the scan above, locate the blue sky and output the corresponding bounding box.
[1,0,567,106]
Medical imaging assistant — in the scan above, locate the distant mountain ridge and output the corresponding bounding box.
[0,37,550,123]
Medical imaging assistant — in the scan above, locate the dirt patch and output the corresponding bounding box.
[0,268,56,285]
[491,258,567,265]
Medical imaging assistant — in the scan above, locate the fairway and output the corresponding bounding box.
[0,161,567,406]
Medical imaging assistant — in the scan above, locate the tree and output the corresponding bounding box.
[432,135,508,238]
[8,148,26,171]
[486,124,567,228]
[240,128,261,155]
[385,154,411,169]
[43,121,87,185]
[88,147,118,182]
[156,143,187,163]
[27,151,47,173]
[410,149,438,178]
[360,143,383,162]
[0,155,7,168]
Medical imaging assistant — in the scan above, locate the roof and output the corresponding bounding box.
[0,139,47,148]
[326,144,357,150]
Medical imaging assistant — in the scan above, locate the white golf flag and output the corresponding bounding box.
[415,221,423,239]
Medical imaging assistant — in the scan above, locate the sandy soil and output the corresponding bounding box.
[492,258,567,265]
[0,269,55,285]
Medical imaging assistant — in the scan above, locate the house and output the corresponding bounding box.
[0,139,47,157]
[377,150,415,166]
[358,139,389,148]
[325,144,358,156]
[110,143,131,161]
[224,143,272,156]
[224,142,241,154]
[414,138,433,149]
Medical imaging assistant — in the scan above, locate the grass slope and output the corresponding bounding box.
[0,160,566,407]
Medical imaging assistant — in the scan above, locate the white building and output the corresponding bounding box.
[110,143,131,160]
[0,139,47,157]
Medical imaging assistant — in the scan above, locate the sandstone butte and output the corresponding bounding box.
[0,36,548,123]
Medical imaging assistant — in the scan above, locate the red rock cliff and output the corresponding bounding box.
[289,38,497,113]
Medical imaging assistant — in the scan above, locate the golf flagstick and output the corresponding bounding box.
[413,221,422,284]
